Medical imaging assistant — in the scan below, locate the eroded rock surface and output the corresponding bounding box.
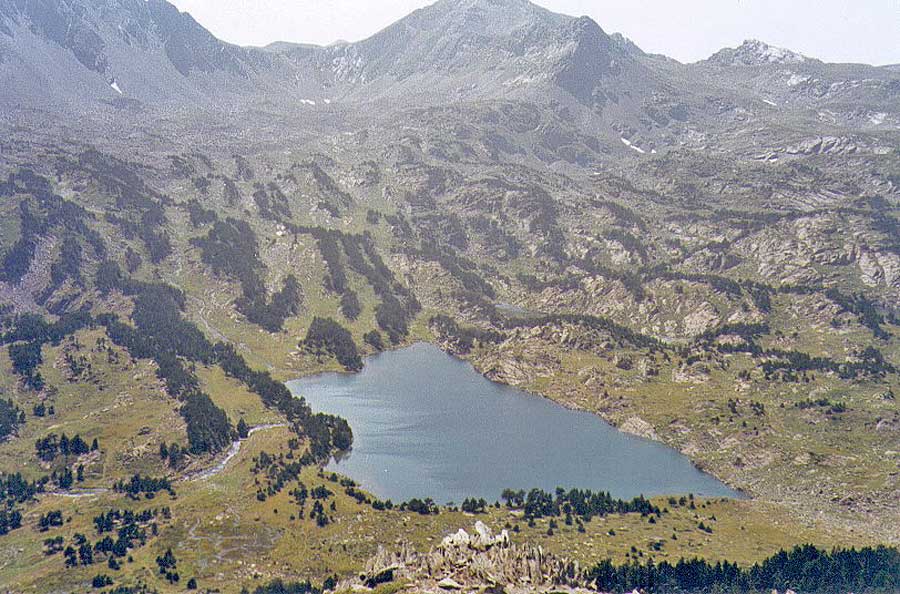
[350,522,589,594]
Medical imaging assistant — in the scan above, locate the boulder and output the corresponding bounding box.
[438,577,465,590]
[471,521,511,550]
[442,528,471,549]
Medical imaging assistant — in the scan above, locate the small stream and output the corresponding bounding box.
[184,423,286,482]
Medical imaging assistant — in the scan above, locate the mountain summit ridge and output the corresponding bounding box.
[707,39,810,66]
[0,0,897,145]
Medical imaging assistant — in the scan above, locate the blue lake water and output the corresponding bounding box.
[288,343,739,504]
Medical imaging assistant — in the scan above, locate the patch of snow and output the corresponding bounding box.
[299,99,316,106]
[786,73,810,87]
[323,98,331,104]
[620,138,646,154]
[109,80,122,94]
[503,74,531,87]
[762,98,778,107]
[761,45,803,64]
[869,112,886,126]
[745,40,806,64]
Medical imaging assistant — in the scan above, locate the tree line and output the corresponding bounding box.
[588,544,899,593]
[501,313,664,352]
[3,263,351,464]
[96,267,352,458]
[95,278,234,455]
[407,239,496,299]
[193,218,302,332]
[302,317,363,372]
[501,487,661,522]
[3,308,93,391]
[58,149,175,266]
[113,474,174,499]
[292,226,420,341]
[34,433,97,461]
[0,472,48,535]
[0,169,106,286]
[0,399,25,440]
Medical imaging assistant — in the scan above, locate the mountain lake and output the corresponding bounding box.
[289,342,741,504]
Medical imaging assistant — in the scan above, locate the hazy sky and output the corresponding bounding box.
[167,0,900,66]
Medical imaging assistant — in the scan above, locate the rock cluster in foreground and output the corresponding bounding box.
[345,521,592,593]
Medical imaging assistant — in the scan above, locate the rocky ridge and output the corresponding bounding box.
[352,522,589,594]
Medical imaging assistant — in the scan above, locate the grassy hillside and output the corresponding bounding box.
[0,126,897,592]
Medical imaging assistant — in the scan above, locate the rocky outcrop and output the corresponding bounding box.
[858,248,900,289]
[350,522,589,594]
[619,416,660,441]
[442,521,512,551]
[672,362,711,384]
[786,136,865,156]
[479,338,560,388]
[708,39,807,67]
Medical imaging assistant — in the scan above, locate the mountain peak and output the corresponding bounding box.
[709,39,807,66]
[0,0,251,77]
[320,0,572,83]
[416,0,569,35]
[433,0,549,12]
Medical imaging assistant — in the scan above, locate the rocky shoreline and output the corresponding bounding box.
[429,337,898,544]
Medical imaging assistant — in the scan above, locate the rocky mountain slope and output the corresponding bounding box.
[0,0,274,108]
[3,0,897,141]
